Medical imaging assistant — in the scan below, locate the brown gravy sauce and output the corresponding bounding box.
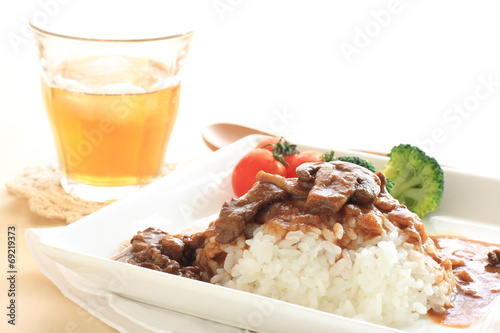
[428,235,500,328]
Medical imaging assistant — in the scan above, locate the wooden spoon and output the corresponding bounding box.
[201,123,273,151]
[201,122,389,157]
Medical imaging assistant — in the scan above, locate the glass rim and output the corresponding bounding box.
[29,22,194,43]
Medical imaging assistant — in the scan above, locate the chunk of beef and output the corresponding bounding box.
[214,182,288,243]
[256,171,310,197]
[386,205,428,244]
[296,161,381,213]
[115,228,206,280]
[130,227,167,252]
[356,213,383,235]
[159,235,185,264]
[487,250,500,266]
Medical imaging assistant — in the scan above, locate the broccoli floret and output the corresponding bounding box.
[385,177,395,191]
[322,151,336,163]
[383,144,444,217]
[337,156,378,173]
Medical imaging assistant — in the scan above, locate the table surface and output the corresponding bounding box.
[1,192,118,333]
[2,1,500,333]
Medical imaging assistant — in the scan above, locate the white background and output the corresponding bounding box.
[1,0,500,183]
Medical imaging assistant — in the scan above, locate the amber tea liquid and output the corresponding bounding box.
[41,56,180,187]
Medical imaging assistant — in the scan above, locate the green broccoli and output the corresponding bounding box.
[384,177,395,191]
[383,144,444,217]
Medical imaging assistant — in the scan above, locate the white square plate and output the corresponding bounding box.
[34,135,500,332]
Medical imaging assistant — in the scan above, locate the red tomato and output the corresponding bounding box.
[232,149,287,197]
[284,151,323,178]
[255,137,281,152]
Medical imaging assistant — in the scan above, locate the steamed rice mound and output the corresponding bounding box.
[209,223,452,326]
[198,161,456,327]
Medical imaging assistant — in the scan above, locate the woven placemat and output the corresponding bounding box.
[6,163,177,223]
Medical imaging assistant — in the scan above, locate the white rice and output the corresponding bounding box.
[210,224,454,327]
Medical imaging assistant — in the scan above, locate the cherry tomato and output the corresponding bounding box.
[232,149,287,197]
[255,137,281,152]
[284,151,323,178]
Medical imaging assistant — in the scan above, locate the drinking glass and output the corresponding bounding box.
[31,19,193,201]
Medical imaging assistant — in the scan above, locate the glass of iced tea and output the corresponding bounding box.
[30,19,193,201]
